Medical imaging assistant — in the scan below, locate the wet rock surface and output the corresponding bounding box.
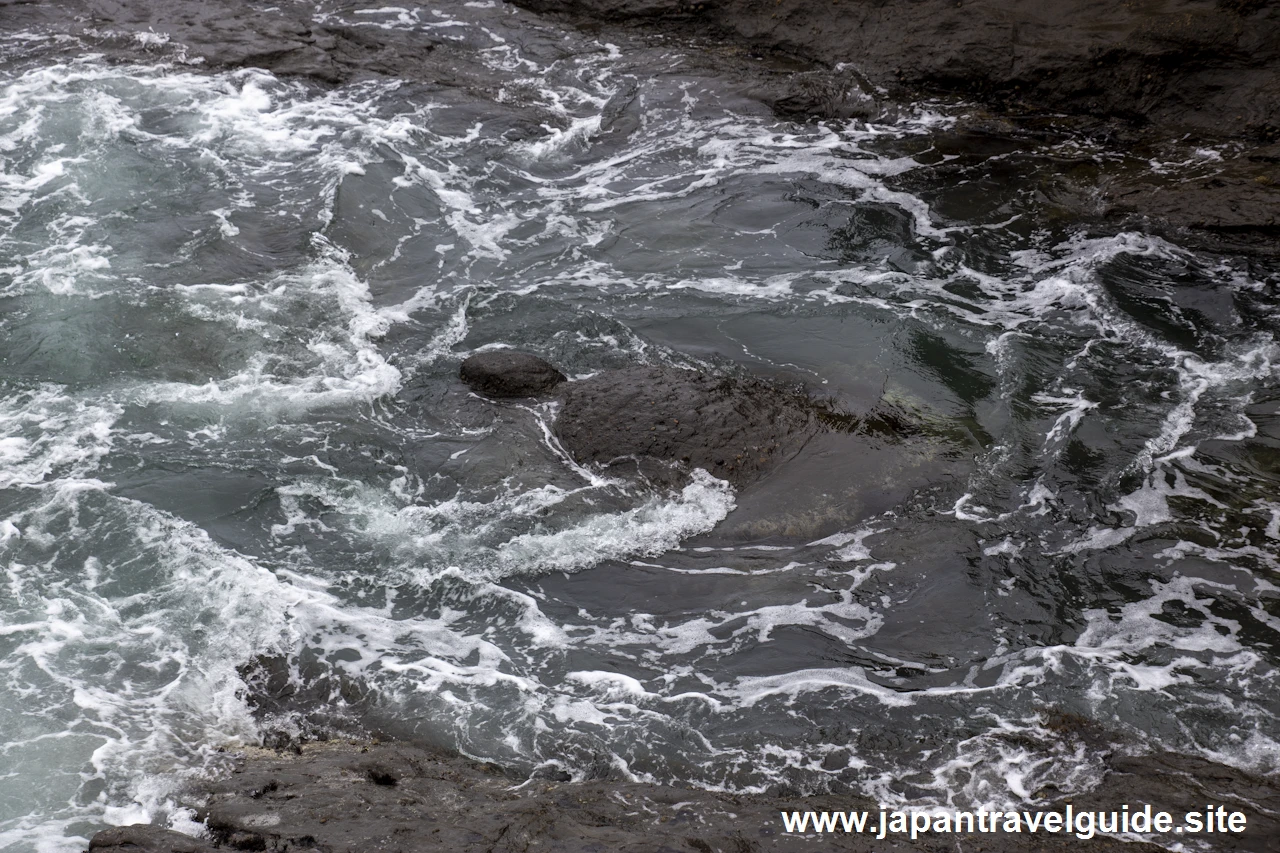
[81,741,1241,853]
[86,741,1280,852]
[12,0,1277,144]
[87,826,215,853]
[1102,160,1280,256]
[460,351,567,398]
[5,0,1278,254]
[0,0,453,86]
[507,0,1280,254]
[509,0,1280,144]
[1073,752,1280,853]
[910,115,1280,257]
[10,3,1276,851]
[553,365,819,488]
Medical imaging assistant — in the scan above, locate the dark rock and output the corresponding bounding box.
[459,351,567,399]
[1103,164,1280,256]
[170,741,1174,853]
[510,0,1280,144]
[491,0,1280,255]
[15,0,1274,147]
[86,825,215,853]
[8,0,1277,253]
[1072,752,1280,853]
[746,69,878,121]
[553,365,818,487]
[84,740,1278,852]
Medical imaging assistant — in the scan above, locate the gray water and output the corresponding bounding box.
[2,3,1279,850]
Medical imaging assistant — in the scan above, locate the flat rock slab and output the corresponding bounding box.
[460,351,567,398]
[553,365,819,488]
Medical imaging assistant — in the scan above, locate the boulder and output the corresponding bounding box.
[459,351,567,398]
[553,365,818,487]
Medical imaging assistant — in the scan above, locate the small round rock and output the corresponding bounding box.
[460,351,567,398]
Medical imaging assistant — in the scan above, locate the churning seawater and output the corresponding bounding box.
[2,3,1279,850]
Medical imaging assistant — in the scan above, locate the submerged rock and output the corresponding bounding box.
[553,365,818,487]
[459,351,567,398]
[87,825,214,853]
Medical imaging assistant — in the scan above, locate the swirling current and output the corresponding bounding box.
[1,2,1278,850]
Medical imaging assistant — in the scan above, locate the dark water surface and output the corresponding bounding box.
[1,2,1278,850]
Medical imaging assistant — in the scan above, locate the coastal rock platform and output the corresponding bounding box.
[84,741,1203,853]
[86,740,1280,852]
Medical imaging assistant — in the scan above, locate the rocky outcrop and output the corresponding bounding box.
[18,0,1277,144]
[553,365,819,487]
[89,739,1280,853]
[509,0,1280,144]
[455,356,824,488]
[8,0,1278,253]
[87,740,1195,853]
[459,351,567,398]
[503,0,1280,254]
[1101,150,1280,255]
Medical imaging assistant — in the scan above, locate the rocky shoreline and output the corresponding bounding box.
[87,740,1279,853]
[509,0,1280,143]
[77,349,1280,853]
[507,0,1280,254]
[11,0,1277,142]
[5,2,1276,851]
[3,0,1277,253]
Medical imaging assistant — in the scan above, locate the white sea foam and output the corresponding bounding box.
[0,487,301,851]
[731,667,912,708]
[275,465,735,582]
[0,389,119,490]
[143,249,401,412]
